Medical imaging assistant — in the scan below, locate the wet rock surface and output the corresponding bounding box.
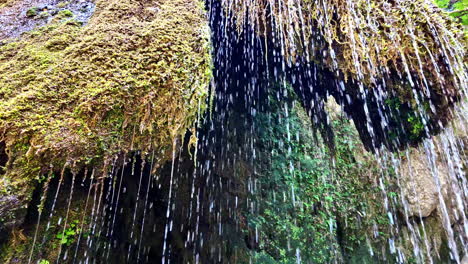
[400,147,449,218]
[462,255,468,264]
[0,0,95,41]
[0,194,27,239]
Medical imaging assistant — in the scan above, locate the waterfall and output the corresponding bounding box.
[0,0,466,263]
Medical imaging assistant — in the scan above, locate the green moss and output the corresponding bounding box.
[56,2,69,8]
[227,0,466,109]
[435,0,468,25]
[0,0,212,220]
[0,185,91,263]
[407,114,425,140]
[38,11,50,19]
[26,7,38,17]
[239,87,390,263]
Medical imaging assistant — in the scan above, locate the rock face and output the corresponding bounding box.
[397,124,468,262]
[462,254,468,264]
[399,147,449,218]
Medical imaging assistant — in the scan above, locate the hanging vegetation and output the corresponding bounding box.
[223,0,467,107]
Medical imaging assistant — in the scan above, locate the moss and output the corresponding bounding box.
[26,7,38,17]
[0,0,212,223]
[56,2,69,9]
[229,87,391,263]
[226,0,466,107]
[38,11,50,19]
[57,9,73,18]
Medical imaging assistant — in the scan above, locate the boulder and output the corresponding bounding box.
[399,147,449,218]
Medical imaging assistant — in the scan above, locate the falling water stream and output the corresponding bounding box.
[11,0,467,263]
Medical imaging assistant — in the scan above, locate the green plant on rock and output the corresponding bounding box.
[435,0,468,25]
[407,114,425,140]
[56,219,80,247]
[38,11,50,19]
[57,2,69,8]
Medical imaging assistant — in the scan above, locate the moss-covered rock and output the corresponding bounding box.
[226,0,467,100]
[0,0,211,234]
[0,172,93,263]
[0,0,95,42]
[221,0,466,151]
